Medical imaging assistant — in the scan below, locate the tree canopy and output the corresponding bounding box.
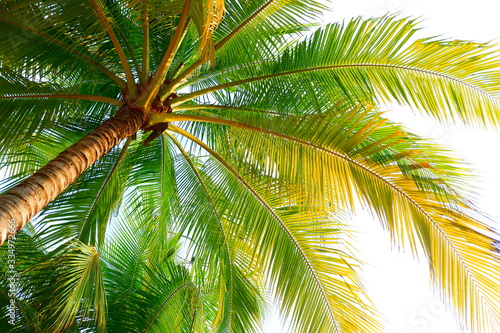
[0,0,500,332]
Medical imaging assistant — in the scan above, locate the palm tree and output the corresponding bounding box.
[1,0,500,331]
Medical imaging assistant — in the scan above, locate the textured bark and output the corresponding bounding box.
[0,107,144,244]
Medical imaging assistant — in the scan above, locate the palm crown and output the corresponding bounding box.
[1,0,500,332]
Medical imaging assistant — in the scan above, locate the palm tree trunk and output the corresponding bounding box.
[0,107,144,245]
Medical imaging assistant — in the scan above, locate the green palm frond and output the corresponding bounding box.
[159,0,327,98]
[0,65,122,158]
[174,16,500,126]
[0,0,126,87]
[163,133,266,332]
[212,0,325,65]
[0,227,47,332]
[23,241,108,332]
[102,203,206,333]
[122,133,179,250]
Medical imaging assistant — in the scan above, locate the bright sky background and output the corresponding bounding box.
[264,1,500,332]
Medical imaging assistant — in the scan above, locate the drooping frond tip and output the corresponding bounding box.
[196,0,226,64]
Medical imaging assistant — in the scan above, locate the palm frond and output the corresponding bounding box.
[160,0,326,97]
[190,0,225,63]
[26,241,107,332]
[0,0,127,87]
[169,124,382,332]
[166,105,500,331]
[102,202,206,333]
[174,16,500,127]
[163,132,266,332]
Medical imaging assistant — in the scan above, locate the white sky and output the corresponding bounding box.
[264,1,500,332]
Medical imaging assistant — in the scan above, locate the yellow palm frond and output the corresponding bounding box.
[191,0,226,63]
[159,104,500,331]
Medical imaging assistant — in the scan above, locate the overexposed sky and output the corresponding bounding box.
[264,1,500,332]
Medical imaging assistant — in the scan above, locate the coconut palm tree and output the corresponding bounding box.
[1,0,500,332]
